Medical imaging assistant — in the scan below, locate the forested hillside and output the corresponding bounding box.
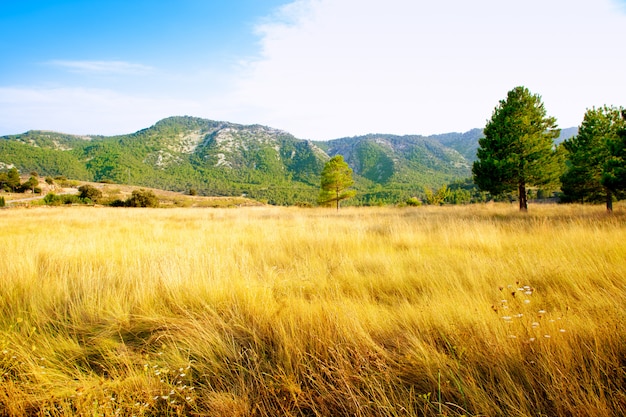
[0,116,577,205]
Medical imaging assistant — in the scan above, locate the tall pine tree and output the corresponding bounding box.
[601,109,626,211]
[561,106,625,211]
[472,86,561,211]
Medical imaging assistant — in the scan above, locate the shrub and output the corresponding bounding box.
[43,193,61,206]
[406,196,422,206]
[126,189,159,208]
[0,196,5,207]
[109,199,127,207]
[43,193,83,206]
[78,185,103,203]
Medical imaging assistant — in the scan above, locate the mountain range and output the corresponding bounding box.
[0,116,577,205]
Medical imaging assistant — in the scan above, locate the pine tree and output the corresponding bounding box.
[318,155,356,210]
[472,86,561,211]
[6,168,21,192]
[601,110,626,211]
[561,106,625,211]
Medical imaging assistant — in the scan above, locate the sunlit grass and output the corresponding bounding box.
[0,203,625,416]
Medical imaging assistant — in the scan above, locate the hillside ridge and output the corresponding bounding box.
[0,116,577,205]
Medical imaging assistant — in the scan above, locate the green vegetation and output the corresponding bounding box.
[43,193,83,206]
[4,167,21,192]
[125,189,160,207]
[0,116,477,206]
[0,105,625,208]
[473,86,562,211]
[318,155,356,210]
[561,106,626,211]
[77,184,103,203]
[601,110,626,208]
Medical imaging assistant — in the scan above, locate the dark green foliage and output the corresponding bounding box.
[319,155,356,210]
[6,168,21,192]
[447,178,487,203]
[20,175,39,193]
[0,172,8,191]
[601,110,626,204]
[78,184,103,203]
[472,86,562,211]
[0,196,5,207]
[43,193,83,205]
[0,116,488,206]
[561,106,626,210]
[126,189,159,207]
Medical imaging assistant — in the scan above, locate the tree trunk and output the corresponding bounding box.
[606,190,613,213]
[518,182,528,212]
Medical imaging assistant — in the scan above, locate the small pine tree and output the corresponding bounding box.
[318,155,356,210]
[6,168,21,192]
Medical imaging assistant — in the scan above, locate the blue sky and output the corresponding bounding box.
[2,0,626,140]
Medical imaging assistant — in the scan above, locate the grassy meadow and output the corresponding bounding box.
[0,203,625,416]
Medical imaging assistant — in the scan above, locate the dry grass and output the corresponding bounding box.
[0,203,625,416]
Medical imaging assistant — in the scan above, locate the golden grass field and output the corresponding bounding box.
[0,203,625,416]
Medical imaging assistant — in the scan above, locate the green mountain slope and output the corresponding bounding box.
[1,116,573,205]
[0,117,328,204]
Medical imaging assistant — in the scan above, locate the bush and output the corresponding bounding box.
[43,193,83,206]
[126,189,159,208]
[78,185,103,203]
[406,197,422,206]
[43,193,62,206]
[109,199,127,207]
[0,196,5,207]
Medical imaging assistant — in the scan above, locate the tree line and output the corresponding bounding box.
[3,87,626,211]
[319,86,625,211]
[471,86,625,212]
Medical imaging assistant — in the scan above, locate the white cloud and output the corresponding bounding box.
[0,87,202,135]
[233,0,626,139]
[2,1,626,139]
[47,60,154,75]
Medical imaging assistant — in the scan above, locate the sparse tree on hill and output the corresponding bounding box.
[318,155,356,210]
[0,172,8,191]
[126,189,160,208]
[472,86,561,211]
[22,175,39,193]
[6,168,21,192]
[78,184,103,203]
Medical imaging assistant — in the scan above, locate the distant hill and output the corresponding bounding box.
[0,116,577,205]
[315,133,470,186]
